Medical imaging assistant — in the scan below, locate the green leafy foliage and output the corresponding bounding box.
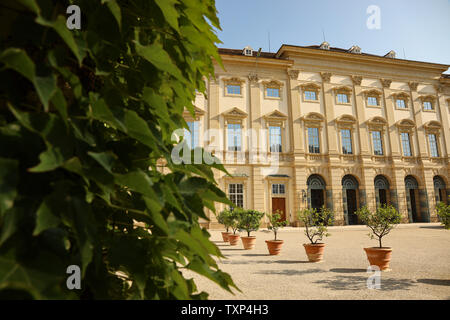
[266,211,288,241]
[217,209,232,233]
[355,205,401,248]
[237,209,264,237]
[436,202,450,229]
[0,0,238,299]
[297,206,334,244]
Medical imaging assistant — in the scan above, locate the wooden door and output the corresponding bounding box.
[272,198,286,221]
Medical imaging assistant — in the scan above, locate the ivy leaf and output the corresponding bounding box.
[155,0,180,32]
[102,0,122,29]
[0,158,18,216]
[29,146,68,172]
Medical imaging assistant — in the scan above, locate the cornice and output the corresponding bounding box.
[219,53,294,68]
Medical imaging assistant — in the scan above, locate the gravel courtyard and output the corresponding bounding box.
[183,223,450,300]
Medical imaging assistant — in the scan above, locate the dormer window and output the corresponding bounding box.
[243,46,253,56]
[384,50,396,58]
[319,41,330,50]
[348,45,361,54]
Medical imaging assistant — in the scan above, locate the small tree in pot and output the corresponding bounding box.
[265,211,288,255]
[227,208,241,246]
[237,209,264,249]
[217,209,233,242]
[298,206,334,262]
[436,201,450,230]
[356,204,401,271]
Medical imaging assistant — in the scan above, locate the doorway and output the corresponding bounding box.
[346,189,358,225]
[311,189,324,211]
[272,197,286,221]
[409,189,418,222]
[342,174,360,225]
[405,175,420,222]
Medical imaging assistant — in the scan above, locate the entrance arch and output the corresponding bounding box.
[374,175,390,207]
[434,176,447,205]
[405,175,420,222]
[307,174,326,211]
[342,175,360,225]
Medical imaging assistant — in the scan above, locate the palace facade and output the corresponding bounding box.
[189,43,450,227]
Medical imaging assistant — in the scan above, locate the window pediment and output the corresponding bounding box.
[424,120,441,134]
[362,89,382,98]
[222,107,247,123]
[333,86,352,94]
[262,79,284,88]
[391,91,409,100]
[264,110,287,127]
[336,114,357,128]
[223,77,245,86]
[367,116,387,131]
[418,95,436,102]
[303,112,324,127]
[396,119,415,131]
[183,106,205,120]
[300,82,321,90]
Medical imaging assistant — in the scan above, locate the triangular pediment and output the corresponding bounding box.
[222,107,248,118]
[264,110,288,120]
[303,112,324,122]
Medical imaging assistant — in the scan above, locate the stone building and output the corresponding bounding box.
[187,43,450,227]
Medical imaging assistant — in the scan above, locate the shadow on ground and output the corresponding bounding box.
[329,268,367,273]
[417,279,450,286]
[313,275,417,291]
[254,269,326,276]
[419,226,445,229]
[220,259,313,265]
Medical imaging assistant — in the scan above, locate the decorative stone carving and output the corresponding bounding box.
[434,84,443,93]
[408,81,419,91]
[380,78,392,88]
[366,116,387,132]
[423,120,442,135]
[320,72,331,83]
[288,69,300,80]
[248,73,259,84]
[351,75,362,86]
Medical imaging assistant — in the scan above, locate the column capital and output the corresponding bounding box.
[287,69,300,80]
[351,75,362,86]
[248,73,259,85]
[408,81,419,91]
[320,72,332,83]
[380,78,392,88]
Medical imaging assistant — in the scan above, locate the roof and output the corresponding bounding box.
[218,48,278,59]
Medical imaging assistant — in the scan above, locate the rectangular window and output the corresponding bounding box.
[269,126,282,152]
[401,132,412,156]
[396,99,406,109]
[423,101,433,110]
[228,183,243,208]
[341,129,353,154]
[308,127,320,154]
[267,87,280,98]
[304,90,317,101]
[226,85,241,95]
[272,184,285,195]
[372,131,383,155]
[185,121,199,149]
[428,134,439,157]
[227,123,241,151]
[337,93,349,104]
[367,96,378,106]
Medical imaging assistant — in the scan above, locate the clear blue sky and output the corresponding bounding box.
[215,0,450,72]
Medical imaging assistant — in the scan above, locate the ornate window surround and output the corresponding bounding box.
[367,116,387,157]
[333,86,352,105]
[396,119,416,159]
[362,88,383,108]
[391,91,410,110]
[336,114,357,157]
[418,94,436,112]
[222,107,248,153]
[223,175,249,209]
[300,82,321,102]
[262,79,284,100]
[223,77,245,97]
[183,106,205,122]
[302,112,325,155]
[424,121,442,158]
[264,110,288,153]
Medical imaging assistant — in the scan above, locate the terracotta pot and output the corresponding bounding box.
[241,236,256,250]
[228,234,240,246]
[303,243,326,262]
[265,240,284,255]
[221,232,231,242]
[364,247,393,271]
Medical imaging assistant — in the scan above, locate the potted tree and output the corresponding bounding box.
[227,209,241,246]
[217,209,232,242]
[356,204,401,271]
[237,209,264,250]
[265,211,288,255]
[436,201,450,230]
[297,206,334,262]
